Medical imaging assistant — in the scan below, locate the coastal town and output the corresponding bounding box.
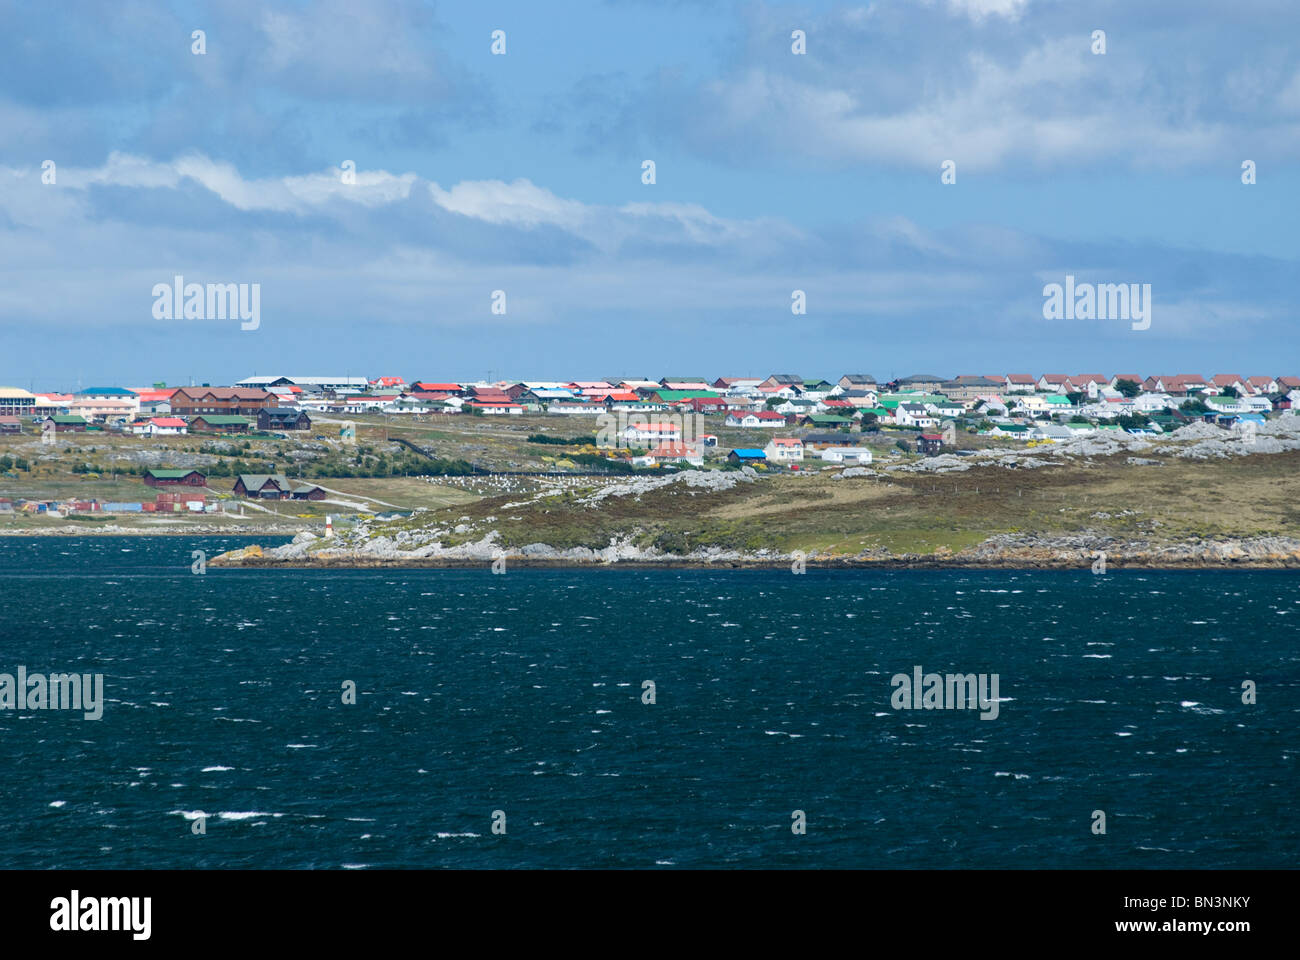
[1,370,1296,535]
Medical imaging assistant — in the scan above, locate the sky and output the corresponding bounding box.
[1,0,1297,388]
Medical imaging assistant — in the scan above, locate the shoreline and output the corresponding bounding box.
[15,551,1293,569]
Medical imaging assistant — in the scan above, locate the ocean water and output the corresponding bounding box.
[0,536,1295,869]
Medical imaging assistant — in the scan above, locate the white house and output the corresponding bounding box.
[648,441,704,466]
[1031,423,1075,442]
[925,400,964,419]
[764,437,804,462]
[1011,394,1053,414]
[130,417,188,436]
[624,422,682,446]
[1131,392,1175,413]
[548,401,607,415]
[894,403,937,428]
[1203,395,1247,414]
[820,446,873,464]
[726,411,787,428]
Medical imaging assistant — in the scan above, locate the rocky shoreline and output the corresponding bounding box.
[210,532,1300,570]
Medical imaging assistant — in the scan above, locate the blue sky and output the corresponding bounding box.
[1,0,1297,387]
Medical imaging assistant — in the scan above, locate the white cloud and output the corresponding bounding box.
[428,179,590,229]
[946,0,1031,22]
[21,152,418,212]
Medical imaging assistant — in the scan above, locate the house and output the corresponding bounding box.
[236,375,369,392]
[896,374,945,393]
[1209,374,1248,395]
[646,441,704,467]
[69,397,138,421]
[410,382,466,397]
[839,389,880,407]
[764,437,805,462]
[973,396,1009,416]
[711,377,762,391]
[774,398,820,415]
[529,388,577,403]
[658,378,711,391]
[233,474,296,499]
[623,422,682,446]
[132,417,188,436]
[893,404,936,428]
[679,396,735,414]
[291,484,327,500]
[820,398,858,413]
[801,413,854,429]
[759,374,802,389]
[76,386,140,408]
[1036,374,1071,392]
[1002,374,1037,392]
[988,423,1032,438]
[1031,423,1076,442]
[819,446,873,464]
[1165,374,1210,396]
[939,376,1003,400]
[798,378,834,400]
[143,469,206,487]
[916,433,945,454]
[727,448,767,464]
[650,389,719,406]
[1071,375,1109,397]
[1244,376,1277,395]
[48,415,89,432]
[464,401,525,415]
[725,411,787,428]
[547,401,606,415]
[134,390,177,416]
[1131,392,1176,413]
[1203,394,1247,414]
[0,387,38,417]
[924,399,966,419]
[171,386,279,416]
[258,409,312,432]
[189,415,251,433]
[838,374,878,391]
[0,415,21,434]
[1010,394,1052,414]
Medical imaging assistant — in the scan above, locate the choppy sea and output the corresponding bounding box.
[0,536,1295,868]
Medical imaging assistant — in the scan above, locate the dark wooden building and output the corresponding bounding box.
[258,408,312,432]
[189,415,251,433]
[917,433,945,454]
[143,469,207,487]
[49,415,88,432]
[233,474,293,499]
